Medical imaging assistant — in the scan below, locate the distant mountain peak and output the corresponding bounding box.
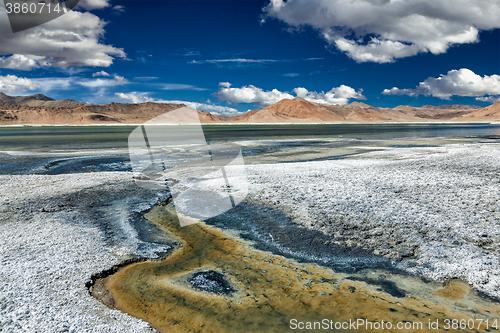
[0,92,15,103]
[29,94,55,101]
[345,101,371,109]
[0,93,55,104]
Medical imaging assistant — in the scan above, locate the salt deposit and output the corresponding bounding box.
[246,143,500,298]
[0,173,165,332]
[2,142,499,332]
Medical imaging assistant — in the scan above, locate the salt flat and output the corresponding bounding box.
[1,142,499,332]
[0,173,168,332]
[246,142,500,298]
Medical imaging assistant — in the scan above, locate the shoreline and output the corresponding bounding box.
[0,121,499,127]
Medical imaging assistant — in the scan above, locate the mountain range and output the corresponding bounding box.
[1,93,499,125]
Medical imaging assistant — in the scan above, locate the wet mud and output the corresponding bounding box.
[95,201,500,332]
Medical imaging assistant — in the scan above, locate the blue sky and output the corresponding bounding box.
[0,0,499,114]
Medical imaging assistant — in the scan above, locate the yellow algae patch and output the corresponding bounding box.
[435,281,469,301]
[103,203,500,332]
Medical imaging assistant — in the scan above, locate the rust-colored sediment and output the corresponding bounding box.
[90,278,116,309]
[434,281,469,301]
[103,203,500,332]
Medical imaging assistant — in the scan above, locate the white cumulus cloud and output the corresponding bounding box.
[0,73,128,96]
[113,5,126,13]
[78,0,111,10]
[214,84,294,107]
[262,0,500,63]
[219,82,232,88]
[294,85,365,105]
[0,4,125,70]
[79,74,126,88]
[115,92,153,104]
[476,96,500,104]
[0,55,46,71]
[169,101,240,115]
[0,74,40,94]
[115,92,240,115]
[92,71,111,77]
[382,68,500,102]
[215,83,364,106]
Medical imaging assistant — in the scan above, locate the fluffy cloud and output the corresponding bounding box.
[262,0,500,63]
[214,83,294,107]
[79,74,126,88]
[476,96,500,104]
[219,82,231,88]
[115,92,153,104]
[0,54,46,71]
[382,68,500,102]
[294,85,365,105]
[215,82,364,107]
[78,0,111,10]
[92,71,111,77]
[173,101,240,115]
[0,74,40,94]
[115,92,240,115]
[112,5,126,14]
[0,73,127,96]
[0,4,125,70]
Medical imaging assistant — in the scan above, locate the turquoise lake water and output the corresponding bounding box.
[0,123,499,175]
[0,123,499,151]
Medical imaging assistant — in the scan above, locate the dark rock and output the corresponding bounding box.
[188,271,234,295]
[346,277,406,298]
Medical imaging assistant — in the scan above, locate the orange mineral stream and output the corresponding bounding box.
[99,202,500,332]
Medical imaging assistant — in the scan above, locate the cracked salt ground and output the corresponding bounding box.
[246,142,500,298]
[0,172,172,332]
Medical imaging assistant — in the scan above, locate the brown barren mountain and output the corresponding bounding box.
[0,92,86,108]
[0,94,224,125]
[231,97,347,123]
[230,97,485,123]
[453,101,500,121]
[0,93,497,125]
